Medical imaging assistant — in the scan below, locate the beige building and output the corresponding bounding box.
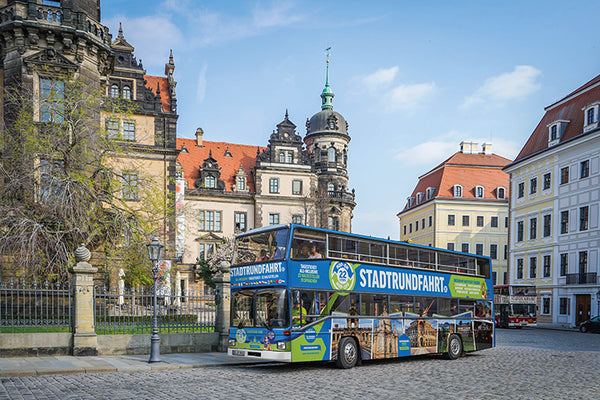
[397,142,511,285]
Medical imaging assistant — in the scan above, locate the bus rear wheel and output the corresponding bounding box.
[336,337,358,369]
[447,334,463,360]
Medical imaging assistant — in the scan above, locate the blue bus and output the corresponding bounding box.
[228,224,494,368]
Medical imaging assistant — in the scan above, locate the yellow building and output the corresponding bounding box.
[397,142,511,285]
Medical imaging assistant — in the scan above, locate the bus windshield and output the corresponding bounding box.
[231,288,290,329]
[236,227,290,264]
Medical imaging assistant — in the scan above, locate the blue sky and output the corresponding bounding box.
[101,0,600,239]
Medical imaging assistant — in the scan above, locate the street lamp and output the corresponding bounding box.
[147,237,164,363]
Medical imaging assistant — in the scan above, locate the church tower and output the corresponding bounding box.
[304,53,355,232]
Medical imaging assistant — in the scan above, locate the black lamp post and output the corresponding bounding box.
[147,237,164,363]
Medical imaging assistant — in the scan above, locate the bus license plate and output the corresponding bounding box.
[232,349,245,356]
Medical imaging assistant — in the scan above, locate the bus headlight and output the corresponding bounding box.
[277,341,286,350]
[229,339,236,347]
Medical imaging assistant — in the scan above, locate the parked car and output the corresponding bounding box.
[579,316,600,333]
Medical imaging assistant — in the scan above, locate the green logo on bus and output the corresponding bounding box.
[329,261,356,291]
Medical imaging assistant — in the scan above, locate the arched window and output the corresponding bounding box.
[110,84,119,98]
[328,183,335,192]
[286,152,293,163]
[47,10,53,21]
[205,175,215,188]
[279,152,285,163]
[453,185,462,197]
[328,147,336,162]
[475,185,484,198]
[122,85,131,100]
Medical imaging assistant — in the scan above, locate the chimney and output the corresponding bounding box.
[195,128,204,147]
[482,142,492,155]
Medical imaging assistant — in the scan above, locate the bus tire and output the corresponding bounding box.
[336,337,358,369]
[447,334,462,360]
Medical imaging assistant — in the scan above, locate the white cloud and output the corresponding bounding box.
[386,82,437,111]
[196,63,208,103]
[462,65,542,108]
[362,66,399,88]
[252,1,305,28]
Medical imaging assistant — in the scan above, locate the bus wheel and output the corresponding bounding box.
[336,337,358,369]
[447,334,463,360]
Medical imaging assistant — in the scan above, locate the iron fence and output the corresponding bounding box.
[0,279,72,333]
[94,285,216,334]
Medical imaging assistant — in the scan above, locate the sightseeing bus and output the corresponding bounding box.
[493,285,537,328]
[228,224,494,368]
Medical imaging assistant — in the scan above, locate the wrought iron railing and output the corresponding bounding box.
[0,279,72,333]
[94,286,216,334]
[565,273,598,285]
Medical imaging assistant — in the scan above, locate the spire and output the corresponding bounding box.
[321,47,334,110]
[118,22,124,39]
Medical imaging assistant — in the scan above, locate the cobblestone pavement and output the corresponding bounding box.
[1,329,599,400]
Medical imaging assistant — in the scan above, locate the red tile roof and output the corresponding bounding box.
[144,75,171,113]
[176,138,267,193]
[513,73,600,164]
[401,151,511,212]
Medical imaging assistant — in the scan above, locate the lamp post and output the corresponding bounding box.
[147,237,164,363]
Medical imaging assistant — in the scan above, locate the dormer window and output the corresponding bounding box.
[237,176,246,191]
[547,119,569,146]
[407,197,415,208]
[497,187,506,199]
[453,185,463,198]
[416,192,423,204]
[475,185,484,198]
[426,187,435,200]
[550,125,557,141]
[582,102,600,132]
[205,175,216,188]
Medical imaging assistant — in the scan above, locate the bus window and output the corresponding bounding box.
[416,297,438,317]
[236,228,289,263]
[438,298,459,316]
[361,294,388,316]
[231,290,254,328]
[291,228,325,260]
[458,299,477,317]
[475,300,492,318]
[418,249,435,270]
[389,295,414,315]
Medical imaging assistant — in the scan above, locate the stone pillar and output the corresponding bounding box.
[70,245,98,356]
[213,260,231,352]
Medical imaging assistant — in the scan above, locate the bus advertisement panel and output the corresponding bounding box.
[228,224,494,368]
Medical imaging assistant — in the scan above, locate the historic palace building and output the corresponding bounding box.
[175,62,356,267]
[397,142,512,286]
[504,73,600,329]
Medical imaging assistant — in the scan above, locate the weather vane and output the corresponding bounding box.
[325,47,331,63]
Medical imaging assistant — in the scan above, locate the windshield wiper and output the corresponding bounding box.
[259,319,271,330]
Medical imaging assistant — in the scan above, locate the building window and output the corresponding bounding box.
[475,186,484,198]
[579,251,588,274]
[327,147,336,162]
[453,185,462,197]
[428,215,432,227]
[110,84,119,98]
[447,214,455,226]
[529,256,536,278]
[529,217,537,240]
[504,245,507,260]
[121,171,139,201]
[205,175,216,188]
[497,187,505,199]
[286,152,293,163]
[415,221,419,232]
[328,216,339,231]
[491,216,498,228]
[421,218,425,229]
[560,210,569,234]
[490,244,497,259]
[39,159,64,202]
[517,221,524,242]
[476,216,484,227]
[587,107,595,125]
[447,243,454,251]
[269,178,279,193]
[123,121,135,141]
[403,225,406,235]
[106,119,119,138]
[122,85,131,100]
[550,124,558,140]
[292,180,302,195]
[516,259,523,279]
[328,183,335,192]
[237,176,246,191]
[543,173,551,190]
[543,255,551,278]
[409,223,412,233]
[292,215,303,224]
[492,271,497,285]
[279,152,285,163]
[461,243,469,253]
[234,212,247,232]
[40,78,65,123]
[269,213,280,225]
[543,214,551,237]
[542,298,550,315]
[199,210,222,231]
[475,243,483,256]
[560,167,569,184]
[517,182,524,198]
[580,206,589,231]
[505,217,508,228]
[560,253,568,276]
[580,160,590,179]
[462,215,470,226]
[559,298,568,315]
[530,177,537,194]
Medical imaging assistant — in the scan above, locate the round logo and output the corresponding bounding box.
[267,330,275,341]
[236,329,247,343]
[305,327,317,343]
[330,261,355,291]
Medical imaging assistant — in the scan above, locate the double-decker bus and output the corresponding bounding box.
[493,285,537,328]
[228,224,494,368]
